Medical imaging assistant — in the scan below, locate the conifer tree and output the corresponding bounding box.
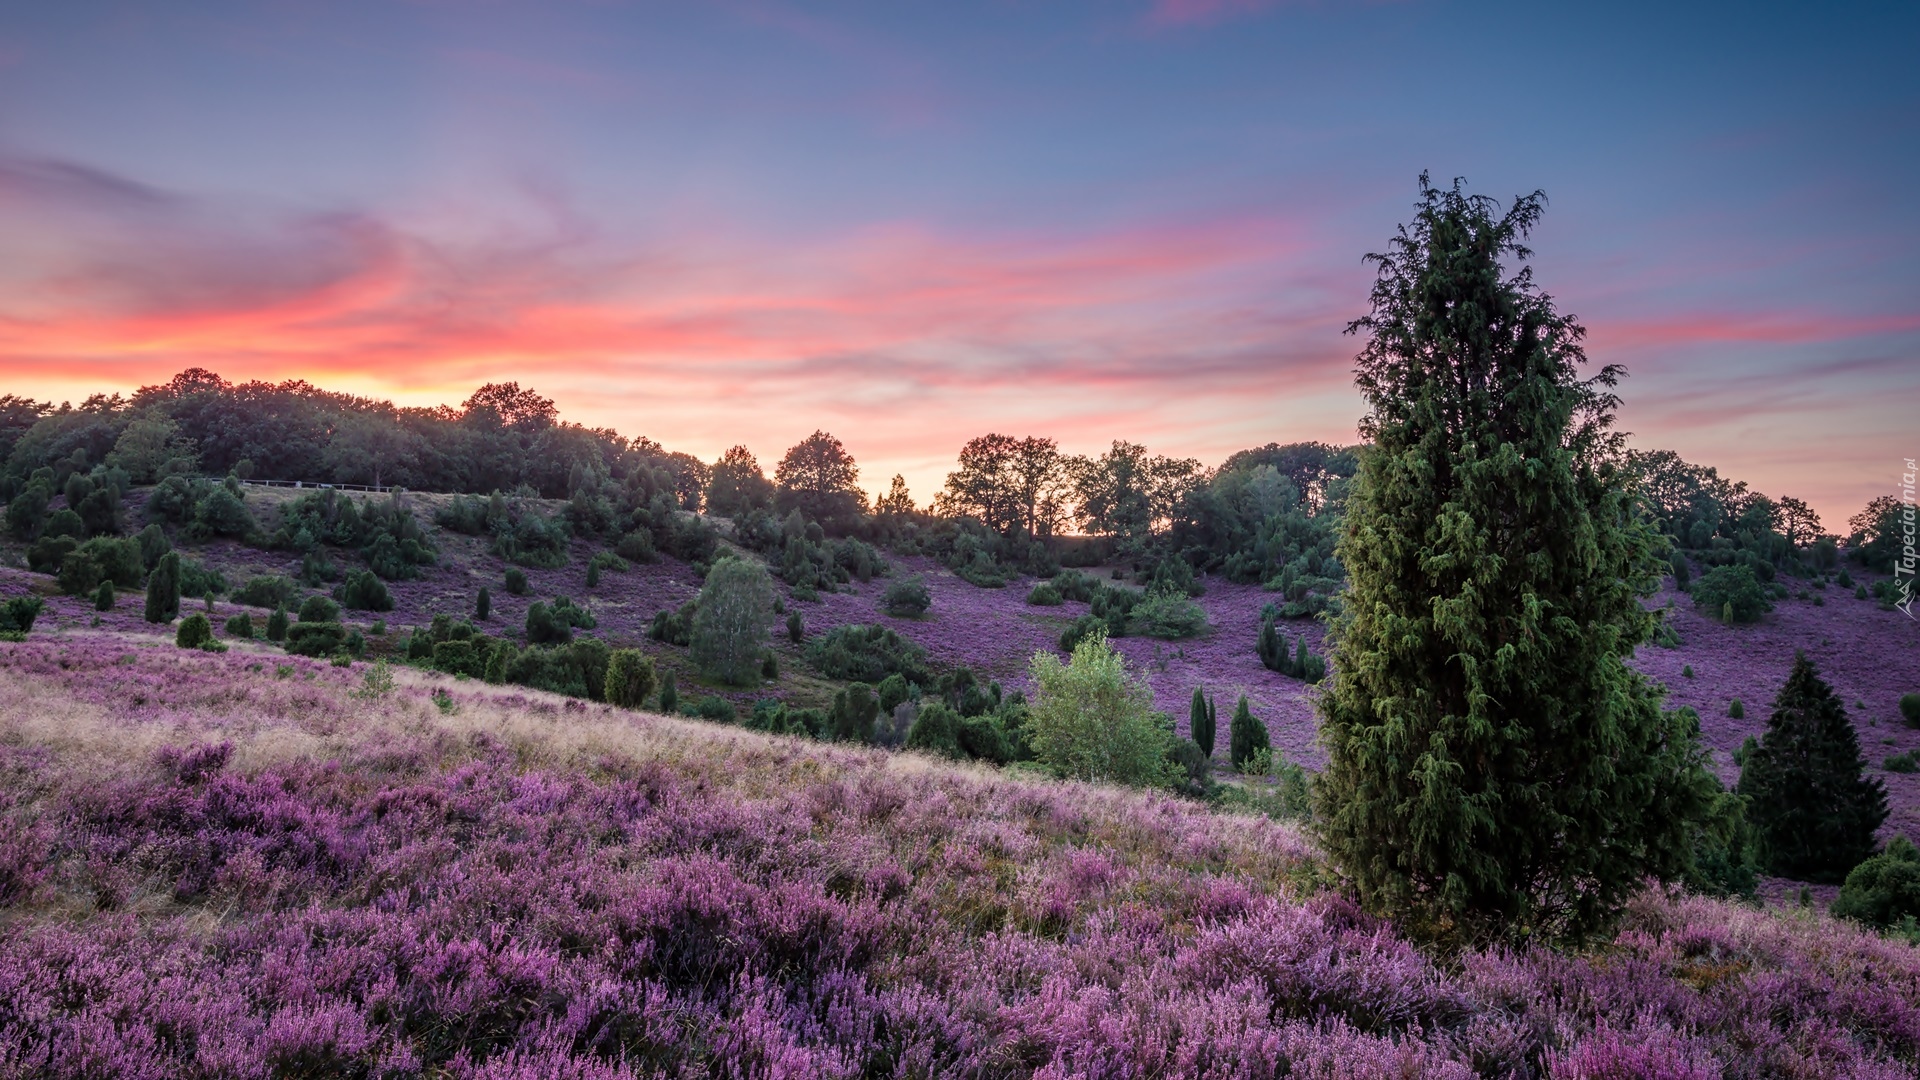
[1190,687,1216,758]
[266,604,289,642]
[1228,696,1268,768]
[1736,653,1887,883]
[475,587,491,621]
[144,551,181,623]
[1313,175,1717,945]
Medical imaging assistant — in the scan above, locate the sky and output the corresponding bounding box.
[0,1,1914,529]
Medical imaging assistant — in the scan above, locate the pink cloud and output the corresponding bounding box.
[1143,0,1279,29]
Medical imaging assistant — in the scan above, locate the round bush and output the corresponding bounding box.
[1902,693,1920,728]
[883,575,931,617]
[605,649,657,709]
[175,614,213,650]
[1833,836,1920,929]
[1026,582,1063,606]
[298,595,341,623]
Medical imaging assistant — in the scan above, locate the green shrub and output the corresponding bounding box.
[225,612,254,639]
[505,568,530,595]
[658,669,678,714]
[334,569,393,612]
[694,696,737,723]
[1885,752,1919,774]
[615,529,656,563]
[1832,836,1920,931]
[877,673,911,715]
[94,580,116,612]
[265,605,289,642]
[298,595,340,623]
[1026,628,1173,787]
[475,587,491,621]
[1728,699,1744,719]
[806,624,930,685]
[1692,564,1772,624]
[691,558,776,686]
[904,701,961,758]
[605,649,658,709]
[1669,553,1691,590]
[1057,614,1105,654]
[1189,688,1216,759]
[1167,738,1213,797]
[1903,694,1920,728]
[650,602,696,647]
[829,683,880,743]
[525,602,572,645]
[284,622,347,657]
[504,638,611,701]
[1128,589,1208,640]
[175,614,213,649]
[144,551,181,624]
[0,596,45,639]
[786,609,804,643]
[233,575,298,609]
[882,575,931,617]
[1027,582,1063,606]
[1229,696,1270,769]
[432,639,488,678]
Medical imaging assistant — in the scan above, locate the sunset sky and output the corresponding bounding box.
[0,1,1914,528]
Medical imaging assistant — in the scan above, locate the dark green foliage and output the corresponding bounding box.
[237,572,294,609]
[1313,177,1719,946]
[615,529,656,563]
[74,484,122,537]
[475,587,491,621]
[526,602,573,645]
[1228,696,1269,769]
[5,482,48,539]
[503,638,611,701]
[1026,582,1063,606]
[882,574,931,617]
[0,596,44,639]
[1189,688,1216,759]
[273,489,436,578]
[176,558,226,601]
[284,621,347,657]
[265,605,288,642]
[298,595,340,623]
[56,547,104,597]
[806,624,930,684]
[650,602,696,647]
[658,669,678,714]
[432,640,488,678]
[830,683,880,743]
[191,484,253,540]
[144,551,181,623]
[1902,694,1920,728]
[957,711,1015,764]
[905,701,961,757]
[1058,614,1105,654]
[299,550,338,586]
[876,674,911,715]
[175,614,213,650]
[1051,570,1097,602]
[94,580,116,612]
[504,567,529,595]
[1691,564,1771,624]
[43,508,84,540]
[1670,553,1691,590]
[1168,738,1213,798]
[26,534,77,575]
[1832,837,1920,930]
[1728,699,1744,719]
[586,560,601,588]
[1886,752,1919,774]
[134,524,170,570]
[224,612,254,639]
[692,696,736,723]
[1737,654,1888,883]
[604,649,657,708]
[786,609,804,643]
[1256,612,1325,683]
[761,652,778,679]
[334,569,394,612]
[1256,614,1285,672]
[73,537,142,587]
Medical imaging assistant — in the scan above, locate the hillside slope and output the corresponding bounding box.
[1,635,1918,1077]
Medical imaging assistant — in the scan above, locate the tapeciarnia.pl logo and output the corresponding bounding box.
[1897,458,1916,619]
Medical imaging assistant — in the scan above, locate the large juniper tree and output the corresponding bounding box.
[1314,175,1718,946]
[1736,653,1887,883]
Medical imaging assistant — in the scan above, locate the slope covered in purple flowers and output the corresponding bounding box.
[3,636,1919,1078]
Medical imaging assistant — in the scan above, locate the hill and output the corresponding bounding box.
[2,634,1918,1076]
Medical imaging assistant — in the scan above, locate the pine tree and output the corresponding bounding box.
[1190,687,1216,758]
[1736,653,1887,883]
[1313,176,1718,946]
[265,604,289,642]
[1228,696,1268,768]
[144,551,181,624]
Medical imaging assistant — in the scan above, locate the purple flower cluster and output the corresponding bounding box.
[2,638,1918,1077]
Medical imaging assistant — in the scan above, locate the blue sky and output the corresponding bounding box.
[0,0,1913,525]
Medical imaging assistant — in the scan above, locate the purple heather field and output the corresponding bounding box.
[2,637,1919,1077]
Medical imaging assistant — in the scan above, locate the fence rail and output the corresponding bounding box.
[207,477,405,495]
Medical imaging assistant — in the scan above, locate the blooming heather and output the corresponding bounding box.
[0,637,1917,1076]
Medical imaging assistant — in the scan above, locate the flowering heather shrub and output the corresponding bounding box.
[0,640,1918,1075]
